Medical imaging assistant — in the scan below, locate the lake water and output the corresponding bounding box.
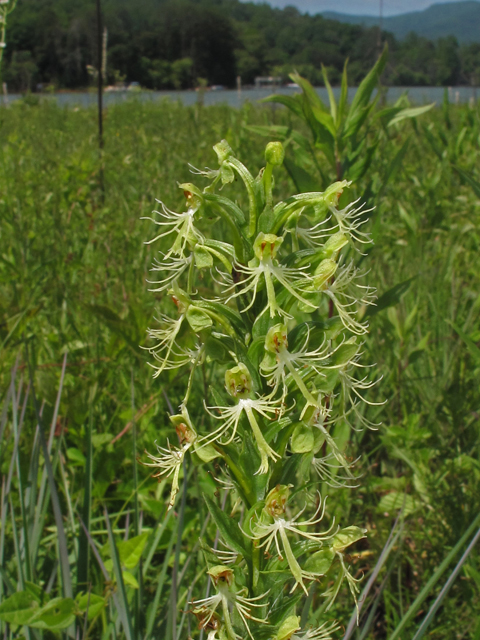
[4,85,479,108]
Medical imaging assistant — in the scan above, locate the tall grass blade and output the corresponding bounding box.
[144,517,178,640]
[26,345,72,599]
[412,526,480,640]
[388,512,480,640]
[343,513,404,639]
[104,508,134,640]
[77,403,93,593]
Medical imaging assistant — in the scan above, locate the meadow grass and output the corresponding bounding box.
[0,95,479,639]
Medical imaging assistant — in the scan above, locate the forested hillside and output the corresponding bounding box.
[3,0,480,91]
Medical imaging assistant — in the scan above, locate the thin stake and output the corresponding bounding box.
[96,0,104,196]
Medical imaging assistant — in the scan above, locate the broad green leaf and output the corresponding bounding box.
[118,532,149,569]
[76,593,106,619]
[377,491,418,516]
[67,447,86,466]
[387,103,435,127]
[260,94,305,119]
[122,571,139,589]
[194,246,213,269]
[194,442,222,462]
[29,598,76,631]
[289,73,328,113]
[304,547,335,575]
[332,526,366,551]
[291,423,314,453]
[0,592,40,626]
[203,494,249,558]
[24,582,43,604]
[186,306,213,332]
[346,44,387,123]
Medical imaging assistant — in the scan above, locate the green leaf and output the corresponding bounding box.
[75,593,106,619]
[304,547,335,575]
[29,598,76,631]
[66,447,86,466]
[330,342,359,366]
[194,246,213,269]
[366,277,416,317]
[448,321,480,365]
[118,532,149,569]
[332,526,367,551]
[453,165,480,199]
[203,494,249,558]
[283,158,320,193]
[387,103,435,127]
[345,44,387,124]
[322,65,337,123]
[0,592,40,626]
[186,306,213,333]
[122,571,139,589]
[260,94,305,119]
[377,492,418,517]
[291,423,314,453]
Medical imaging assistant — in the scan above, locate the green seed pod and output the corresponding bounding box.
[265,323,288,353]
[253,232,283,260]
[225,363,252,399]
[265,141,285,166]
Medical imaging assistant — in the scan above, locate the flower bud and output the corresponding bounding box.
[265,323,288,353]
[265,141,285,166]
[253,232,283,261]
[225,363,252,399]
[313,258,337,290]
[265,484,291,518]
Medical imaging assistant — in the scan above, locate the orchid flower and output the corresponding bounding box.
[243,486,336,594]
[200,364,282,474]
[192,566,269,640]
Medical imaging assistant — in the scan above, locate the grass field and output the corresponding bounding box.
[1,94,479,639]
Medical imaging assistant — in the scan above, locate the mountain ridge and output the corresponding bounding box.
[322,1,480,43]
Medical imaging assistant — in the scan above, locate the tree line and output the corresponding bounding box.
[4,0,480,92]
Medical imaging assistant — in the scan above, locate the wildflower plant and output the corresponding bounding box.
[143,139,380,638]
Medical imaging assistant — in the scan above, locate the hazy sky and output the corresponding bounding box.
[248,0,478,16]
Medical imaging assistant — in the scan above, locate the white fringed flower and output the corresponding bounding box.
[322,261,375,335]
[244,487,336,594]
[220,233,315,319]
[142,410,196,509]
[329,198,373,248]
[192,566,269,640]
[142,200,204,258]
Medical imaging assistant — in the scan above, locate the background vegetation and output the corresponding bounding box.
[4,0,480,92]
[0,90,479,638]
